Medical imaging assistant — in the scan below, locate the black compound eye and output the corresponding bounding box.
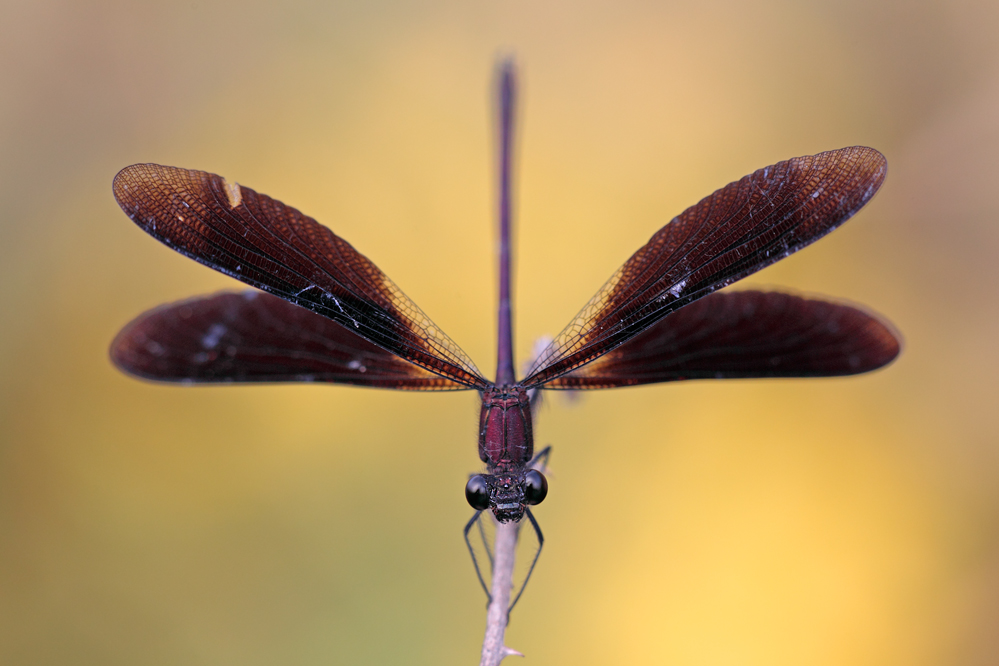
[523,469,548,506]
[465,475,490,511]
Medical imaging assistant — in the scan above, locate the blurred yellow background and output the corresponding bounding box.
[2,0,998,664]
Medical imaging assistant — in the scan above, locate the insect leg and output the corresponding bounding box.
[463,510,492,606]
[529,445,552,473]
[507,507,545,618]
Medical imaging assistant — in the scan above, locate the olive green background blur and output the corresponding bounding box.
[2,1,998,664]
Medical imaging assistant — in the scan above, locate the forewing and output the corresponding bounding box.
[113,164,489,389]
[522,147,887,388]
[111,291,469,389]
[543,290,900,388]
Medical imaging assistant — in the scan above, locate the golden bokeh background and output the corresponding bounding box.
[2,0,998,664]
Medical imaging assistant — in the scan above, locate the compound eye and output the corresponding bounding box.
[465,475,490,511]
[523,469,548,505]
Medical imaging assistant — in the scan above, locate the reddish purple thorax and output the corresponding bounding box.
[477,387,534,521]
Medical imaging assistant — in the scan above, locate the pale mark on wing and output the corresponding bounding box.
[201,323,227,350]
[297,286,361,329]
[327,291,360,328]
[222,177,242,208]
[144,340,165,357]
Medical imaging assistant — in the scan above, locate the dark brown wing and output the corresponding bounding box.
[543,290,900,388]
[113,164,489,389]
[522,147,887,388]
[111,291,469,389]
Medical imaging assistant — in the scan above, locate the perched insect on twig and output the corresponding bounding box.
[110,59,900,665]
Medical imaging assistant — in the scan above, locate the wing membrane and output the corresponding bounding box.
[522,146,887,388]
[111,291,469,389]
[543,290,900,388]
[113,164,489,389]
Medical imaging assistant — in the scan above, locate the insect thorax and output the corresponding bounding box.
[478,386,533,470]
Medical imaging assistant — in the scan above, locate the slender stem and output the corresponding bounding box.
[480,521,522,666]
[495,59,517,387]
[479,58,523,666]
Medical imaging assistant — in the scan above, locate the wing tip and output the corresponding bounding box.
[111,164,140,210]
[112,163,159,197]
[821,145,889,199]
[108,306,167,382]
[863,309,903,372]
[112,163,175,224]
[108,325,153,382]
